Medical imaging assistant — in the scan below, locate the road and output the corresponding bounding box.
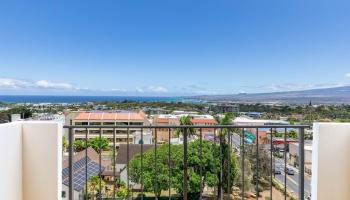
[274,158,311,198]
[229,132,311,198]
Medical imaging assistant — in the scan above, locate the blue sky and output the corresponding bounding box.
[0,0,349,96]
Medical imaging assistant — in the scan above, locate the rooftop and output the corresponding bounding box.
[74,111,146,121]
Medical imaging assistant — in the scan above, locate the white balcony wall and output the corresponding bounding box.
[0,122,62,200]
[312,123,350,200]
[0,122,22,200]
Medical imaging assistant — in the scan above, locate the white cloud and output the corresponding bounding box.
[243,83,348,92]
[135,87,144,93]
[345,73,350,78]
[0,78,78,90]
[175,84,218,95]
[35,80,77,90]
[147,86,167,92]
[0,78,30,89]
[102,88,127,92]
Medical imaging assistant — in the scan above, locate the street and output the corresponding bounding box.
[274,158,311,198]
[229,132,311,198]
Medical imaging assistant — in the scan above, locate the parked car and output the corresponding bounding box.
[286,166,295,175]
[274,165,282,174]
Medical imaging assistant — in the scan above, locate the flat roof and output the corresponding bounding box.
[74,111,146,121]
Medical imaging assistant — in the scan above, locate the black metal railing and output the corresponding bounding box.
[63,125,309,200]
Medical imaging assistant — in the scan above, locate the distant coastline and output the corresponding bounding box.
[0,95,186,104]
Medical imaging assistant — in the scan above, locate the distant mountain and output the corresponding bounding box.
[192,86,350,104]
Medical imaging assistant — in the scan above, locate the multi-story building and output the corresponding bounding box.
[152,114,218,143]
[71,111,152,147]
[190,114,217,137]
[153,114,180,143]
[210,103,239,113]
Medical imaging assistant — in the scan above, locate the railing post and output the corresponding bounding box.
[183,128,188,200]
[200,128,203,200]
[113,127,116,199]
[68,127,74,200]
[241,128,245,200]
[284,128,287,200]
[154,128,158,200]
[298,128,305,200]
[270,128,273,200]
[85,128,88,200]
[168,128,172,200]
[219,128,223,200]
[227,129,231,199]
[99,128,102,199]
[141,128,144,200]
[256,128,259,200]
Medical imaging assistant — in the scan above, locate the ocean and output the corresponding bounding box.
[0,95,184,104]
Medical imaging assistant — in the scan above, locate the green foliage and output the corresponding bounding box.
[74,139,87,152]
[73,137,110,153]
[62,135,68,151]
[88,137,110,153]
[236,157,253,191]
[87,176,106,200]
[116,185,129,198]
[128,140,239,197]
[287,130,298,139]
[215,113,234,125]
[2,106,33,118]
[176,115,196,137]
[246,145,271,189]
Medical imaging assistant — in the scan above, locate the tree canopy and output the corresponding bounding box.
[128,140,239,198]
[73,137,109,153]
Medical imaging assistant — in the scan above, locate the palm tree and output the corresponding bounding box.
[176,115,196,141]
[214,113,234,198]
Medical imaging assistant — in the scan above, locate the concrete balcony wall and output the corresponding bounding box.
[312,123,350,200]
[0,122,62,200]
[0,122,22,200]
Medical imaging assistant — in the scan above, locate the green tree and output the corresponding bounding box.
[86,176,106,200]
[88,137,110,153]
[176,115,196,138]
[62,135,68,152]
[71,137,110,153]
[116,185,129,198]
[287,130,298,139]
[74,139,87,152]
[5,106,33,118]
[214,113,234,198]
[128,140,239,198]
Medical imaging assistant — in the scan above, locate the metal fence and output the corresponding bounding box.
[64,125,309,200]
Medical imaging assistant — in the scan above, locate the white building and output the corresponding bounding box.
[233,116,289,126]
[289,141,313,175]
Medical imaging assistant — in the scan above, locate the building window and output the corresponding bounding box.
[75,122,88,126]
[103,122,115,126]
[90,130,100,134]
[130,122,143,125]
[116,122,128,125]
